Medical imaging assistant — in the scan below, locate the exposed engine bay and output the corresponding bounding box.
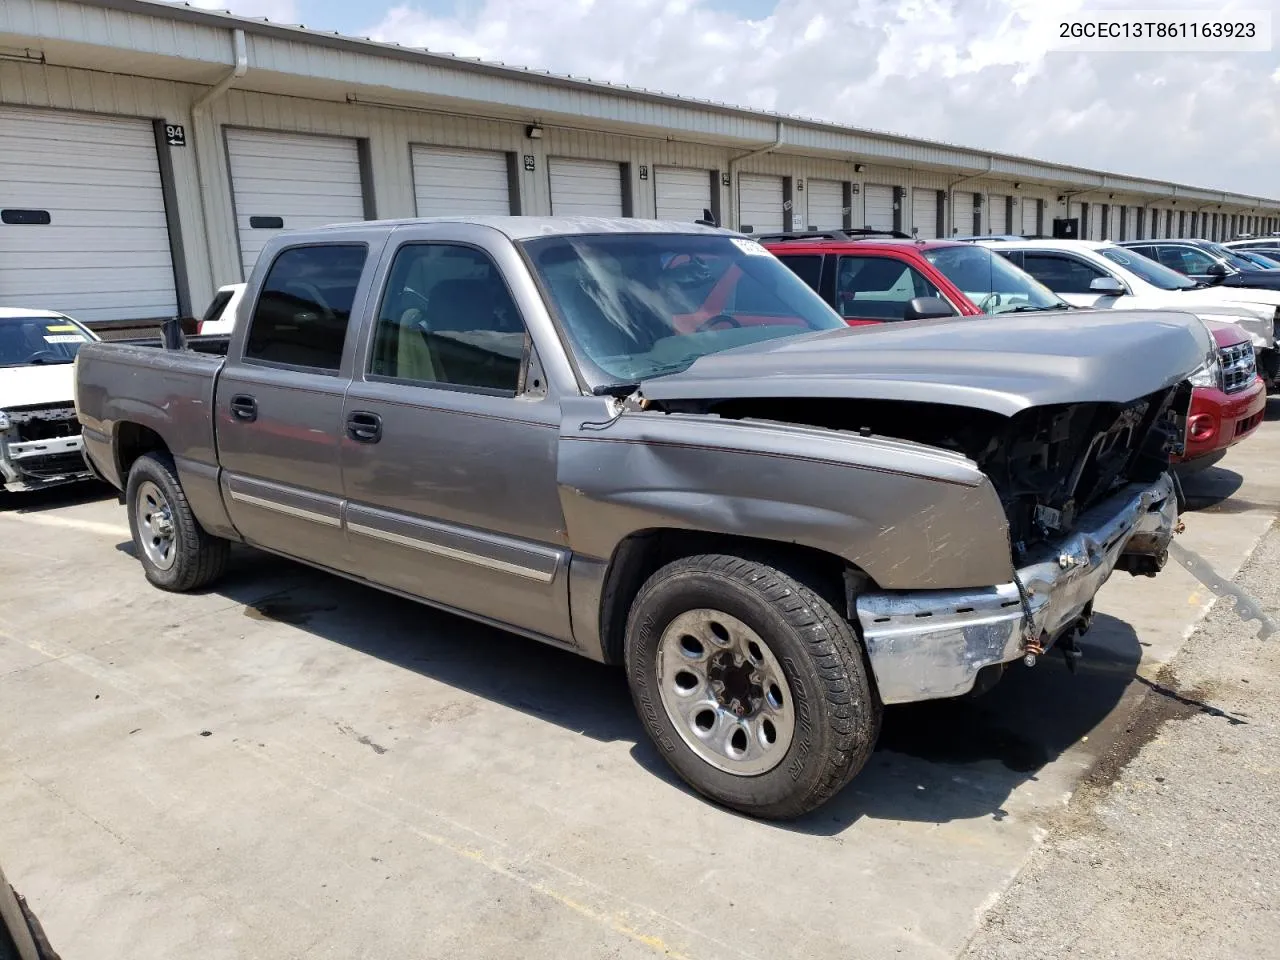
[0,403,92,492]
[656,383,1191,564]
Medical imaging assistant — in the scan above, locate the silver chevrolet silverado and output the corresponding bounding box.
[75,218,1207,819]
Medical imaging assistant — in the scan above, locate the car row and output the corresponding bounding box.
[756,231,1269,472]
[71,215,1206,820]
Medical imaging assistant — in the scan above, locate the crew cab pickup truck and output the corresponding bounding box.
[76,217,1205,819]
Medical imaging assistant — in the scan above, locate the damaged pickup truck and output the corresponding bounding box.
[1,309,97,494]
[75,218,1206,819]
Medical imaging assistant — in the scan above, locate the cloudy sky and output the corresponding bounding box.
[186,0,1280,196]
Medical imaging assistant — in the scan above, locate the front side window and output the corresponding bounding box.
[0,315,92,368]
[1156,245,1217,276]
[1019,253,1107,294]
[1098,246,1197,289]
[244,244,367,369]
[835,256,945,321]
[923,245,1065,313]
[369,244,526,394]
[522,233,844,386]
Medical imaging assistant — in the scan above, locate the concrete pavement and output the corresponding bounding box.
[1,404,1277,960]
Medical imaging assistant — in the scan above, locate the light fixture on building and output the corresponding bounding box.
[526,124,543,139]
[1013,182,1021,189]
[853,163,864,173]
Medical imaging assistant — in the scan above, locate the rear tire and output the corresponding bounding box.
[624,554,881,820]
[125,452,228,592]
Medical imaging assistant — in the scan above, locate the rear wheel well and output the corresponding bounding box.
[597,529,862,665]
[115,422,169,479]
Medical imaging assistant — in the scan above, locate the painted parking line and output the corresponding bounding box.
[0,512,130,539]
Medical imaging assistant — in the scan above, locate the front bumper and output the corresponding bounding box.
[1,433,92,493]
[855,473,1178,704]
[1175,378,1267,464]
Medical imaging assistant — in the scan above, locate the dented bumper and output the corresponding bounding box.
[1,429,91,494]
[855,473,1178,704]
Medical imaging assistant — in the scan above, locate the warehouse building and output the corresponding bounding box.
[2,0,1279,325]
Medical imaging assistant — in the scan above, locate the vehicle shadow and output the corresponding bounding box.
[1179,466,1244,511]
[0,481,114,512]
[193,547,1144,834]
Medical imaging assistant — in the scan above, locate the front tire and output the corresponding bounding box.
[125,452,229,592]
[624,554,881,820]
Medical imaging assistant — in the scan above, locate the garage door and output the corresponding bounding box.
[864,185,895,231]
[806,179,844,229]
[737,174,784,233]
[654,167,711,223]
[1069,202,1084,236]
[988,195,1011,234]
[412,145,510,217]
[952,191,978,236]
[549,158,624,217]
[0,107,177,323]
[1021,198,1039,236]
[910,188,938,239]
[226,130,365,279]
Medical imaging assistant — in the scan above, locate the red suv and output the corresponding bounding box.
[761,230,1265,470]
[758,230,1070,324]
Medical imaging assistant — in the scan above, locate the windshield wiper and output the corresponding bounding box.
[1005,303,1071,313]
[592,382,641,398]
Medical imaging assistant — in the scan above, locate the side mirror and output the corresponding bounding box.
[1207,262,1229,278]
[1088,276,1126,295]
[903,296,955,322]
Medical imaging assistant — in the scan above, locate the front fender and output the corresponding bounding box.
[557,401,1014,591]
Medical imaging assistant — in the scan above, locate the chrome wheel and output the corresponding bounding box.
[656,609,796,776]
[135,479,177,571]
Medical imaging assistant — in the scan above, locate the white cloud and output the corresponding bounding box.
[365,0,1280,196]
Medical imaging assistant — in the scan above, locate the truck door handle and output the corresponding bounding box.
[230,394,258,422]
[346,411,382,443]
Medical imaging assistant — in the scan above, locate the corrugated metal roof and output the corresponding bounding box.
[9,0,1280,209]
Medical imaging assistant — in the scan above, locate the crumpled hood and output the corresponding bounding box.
[0,364,77,411]
[641,309,1212,417]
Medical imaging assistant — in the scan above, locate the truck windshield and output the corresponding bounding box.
[0,316,92,367]
[522,233,846,385]
[1097,247,1198,289]
[923,245,1067,313]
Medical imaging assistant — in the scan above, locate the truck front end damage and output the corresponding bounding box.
[856,471,1178,703]
[0,404,92,493]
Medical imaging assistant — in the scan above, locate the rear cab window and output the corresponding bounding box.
[243,244,369,370]
[773,254,824,293]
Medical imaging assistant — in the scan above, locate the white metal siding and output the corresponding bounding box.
[864,184,895,231]
[805,179,844,229]
[910,188,938,239]
[654,166,711,223]
[411,145,510,217]
[737,174,784,232]
[548,157,624,217]
[225,129,365,278]
[952,192,977,236]
[0,107,177,322]
[988,194,1010,234]
[1021,198,1039,235]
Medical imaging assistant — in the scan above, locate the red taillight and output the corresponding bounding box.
[1187,412,1217,442]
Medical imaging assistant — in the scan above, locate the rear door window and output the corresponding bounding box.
[774,254,824,293]
[835,255,942,321]
[244,244,368,370]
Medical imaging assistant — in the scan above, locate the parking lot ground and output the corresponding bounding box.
[1,401,1277,960]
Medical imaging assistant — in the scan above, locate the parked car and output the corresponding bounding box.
[196,282,246,335]
[0,308,98,494]
[0,860,60,960]
[1234,250,1280,270]
[976,238,1280,390]
[1176,321,1267,471]
[1224,236,1280,252]
[756,230,1073,325]
[1117,238,1280,291]
[76,217,1204,819]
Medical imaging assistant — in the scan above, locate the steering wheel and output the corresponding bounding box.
[695,313,742,333]
[24,350,61,363]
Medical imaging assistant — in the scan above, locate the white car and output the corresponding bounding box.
[0,307,99,493]
[975,238,1279,388]
[196,282,246,335]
